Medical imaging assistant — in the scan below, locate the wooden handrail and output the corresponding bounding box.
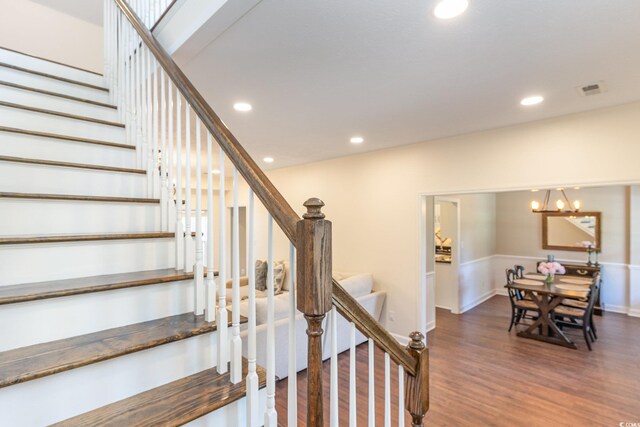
[114,0,419,378]
[150,0,178,32]
[332,280,417,376]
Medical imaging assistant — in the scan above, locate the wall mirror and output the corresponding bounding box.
[542,212,601,252]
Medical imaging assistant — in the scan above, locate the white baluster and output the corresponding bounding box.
[205,133,216,322]
[145,48,153,197]
[135,37,143,169]
[330,307,339,427]
[217,149,229,373]
[385,353,391,427]
[264,214,277,427]
[160,70,169,231]
[369,338,375,427]
[125,21,132,147]
[287,242,297,427]
[167,79,175,231]
[103,0,108,86]
[246,189,259,427]
[398,365,405,427]
[152,56,160,198]
[350,323,357,427]
[184,104,193,273]
[175,93,184,270]
[194,119,204,315]
[230,167,242,384]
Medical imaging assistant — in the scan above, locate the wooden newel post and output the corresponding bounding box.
[297,198,332,427]
[405,331,430,427]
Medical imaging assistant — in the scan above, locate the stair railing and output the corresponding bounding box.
[106,1,429,425]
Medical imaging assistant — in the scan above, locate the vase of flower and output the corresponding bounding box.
[538,261,566,285]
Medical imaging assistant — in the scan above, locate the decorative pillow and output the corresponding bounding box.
[273,261,286,295]
[255,260,268,291]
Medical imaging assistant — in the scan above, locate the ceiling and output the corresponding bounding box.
[31,0,103,26]
[176,0,640,170]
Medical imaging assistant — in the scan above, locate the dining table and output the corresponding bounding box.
[506,274,594,349]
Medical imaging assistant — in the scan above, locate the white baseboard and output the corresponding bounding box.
[605,304,629,315]
[426,320,436,333]
[459,289,497,314]
[494,287,508,297]
[628,308,640,318]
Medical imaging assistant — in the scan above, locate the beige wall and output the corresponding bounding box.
[245,102,640,336]
[496,186,628,263]
[458,193,496,264]
[0,0,103,73]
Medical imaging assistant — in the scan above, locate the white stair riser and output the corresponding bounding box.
[0,163,148,197]
[0,279,194,351]
[0,105,125,142]
[186,393,268,427]
[0,333,218,426]
[0,131,135,168]
[0,66,110,104]
[2,199,160,235]
[0,238,175,285]
[0,84,118,122]
[0,47,105,87]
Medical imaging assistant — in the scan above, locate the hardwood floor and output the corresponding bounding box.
[276,295,640,426]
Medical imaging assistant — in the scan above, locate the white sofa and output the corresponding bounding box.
[238,272,386,380]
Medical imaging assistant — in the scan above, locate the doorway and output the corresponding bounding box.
[434,197,460,313]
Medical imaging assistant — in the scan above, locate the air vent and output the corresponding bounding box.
[577,81,607,97]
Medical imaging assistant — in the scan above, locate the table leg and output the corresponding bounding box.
[516,291,577,349]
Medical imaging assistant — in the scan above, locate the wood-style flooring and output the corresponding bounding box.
[276,295,640,426]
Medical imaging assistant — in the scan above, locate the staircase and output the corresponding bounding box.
[0,47,261,425]
[0,1,429,426]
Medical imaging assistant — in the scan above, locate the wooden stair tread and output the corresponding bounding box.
[53,360,266,427]
[0,232,174,245]
[0,313,245,388]
[0,268,195,305]
[0,101,124,127]
[0,192,158,204]
[0,80,116,109]
[0,155,145,174]
[0,126,134,149]
[0,62,108,91]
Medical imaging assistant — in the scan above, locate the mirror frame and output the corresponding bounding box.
[542,211,602,252]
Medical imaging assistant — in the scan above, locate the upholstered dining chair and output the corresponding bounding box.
[506,268,539,332]
[553,275,601,350]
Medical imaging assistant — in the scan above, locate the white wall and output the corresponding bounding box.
[244,102,640,337]
[0,0,103,73]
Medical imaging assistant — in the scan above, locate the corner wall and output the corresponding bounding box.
[0,0,104,73]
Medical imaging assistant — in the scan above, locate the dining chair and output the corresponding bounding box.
[506,268,539,332]
[560,277,600,339]
[552,275,601,350]
[514,265,525,279]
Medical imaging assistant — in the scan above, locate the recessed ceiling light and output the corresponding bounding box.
[233,102,252,112]
[434,0,469,19]
[520,95,544,106]
[263,157,274,163]
[350,136,364,144]
[212,169,221,175]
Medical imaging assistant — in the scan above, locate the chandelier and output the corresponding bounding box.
[530,188,581,213]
